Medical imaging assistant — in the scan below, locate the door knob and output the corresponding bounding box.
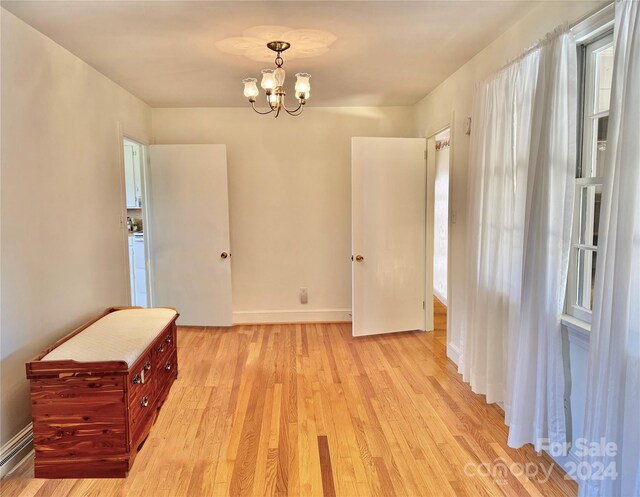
[221,252,229,259]
[355,255,364,262]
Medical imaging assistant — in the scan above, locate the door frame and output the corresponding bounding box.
[426,120,453,341]
[116,123,154,307]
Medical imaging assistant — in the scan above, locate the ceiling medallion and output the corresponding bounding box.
[242,41,310,118]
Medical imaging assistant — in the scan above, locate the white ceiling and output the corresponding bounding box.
[2,1,540,107]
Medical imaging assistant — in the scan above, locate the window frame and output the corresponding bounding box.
[566,32,614,323]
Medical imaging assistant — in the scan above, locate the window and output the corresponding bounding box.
[566,33,614,323]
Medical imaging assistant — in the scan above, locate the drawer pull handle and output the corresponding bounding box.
[157,344,164,353]
[144,361,151,372]
[165,335,172,344]
[164,363,172,371]
[140,395,149,408]
[133,374,142,385]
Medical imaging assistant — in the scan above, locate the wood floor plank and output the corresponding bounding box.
[317,436,337,497]
[3,299,577,497]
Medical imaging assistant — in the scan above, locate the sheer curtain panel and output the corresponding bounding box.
[460,28,577,451]
[507,31,577,450]
[580,1,640,495]
[460,54,538,405]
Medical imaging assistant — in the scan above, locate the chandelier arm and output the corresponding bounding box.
[284,107,304,117]
[283,103,304,116]
[250,101,274,115]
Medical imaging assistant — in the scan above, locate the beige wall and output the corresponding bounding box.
[0,10,151,444]
[151,106,415,323]
[414,0,608,362]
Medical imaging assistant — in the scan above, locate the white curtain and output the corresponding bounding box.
[460,29,577,449]
[507,31,577,450]
[460,53,538,404]
[580,1,640,496]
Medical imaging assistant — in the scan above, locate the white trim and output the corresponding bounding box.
[424,133,434,333]
[0,424,33,478]
[562,314,591,350]
[447,341,461,366]
[233,309,352,325]
[566,28,614,324]
[571,2,614,44]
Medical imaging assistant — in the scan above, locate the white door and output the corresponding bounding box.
[352,137,427,336]
[149,144,232,326]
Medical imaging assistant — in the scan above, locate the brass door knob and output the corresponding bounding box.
[355,255,364,262]
[221,252,229,259]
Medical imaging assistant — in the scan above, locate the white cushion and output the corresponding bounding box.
[42,308,177,367]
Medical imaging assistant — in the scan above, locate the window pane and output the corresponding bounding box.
[578,184,603,246]
[584,116,609,178]
[595,116,608,177]
[594,45,614,114]
[576,248,597,310]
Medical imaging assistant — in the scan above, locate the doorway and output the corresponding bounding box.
[426,126,451,335]
[431,128,450,307]
[122,137,151,307]
[427,127,450,342]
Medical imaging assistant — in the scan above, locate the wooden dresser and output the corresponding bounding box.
[25,306,179,478]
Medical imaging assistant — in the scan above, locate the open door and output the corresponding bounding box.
[352,137,427,336]
[148,144,232,326]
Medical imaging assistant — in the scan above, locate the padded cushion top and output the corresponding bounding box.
[42,308,177,367]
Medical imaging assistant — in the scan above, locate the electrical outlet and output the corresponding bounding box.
[300,287,308,304]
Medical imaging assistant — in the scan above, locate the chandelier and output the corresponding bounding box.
[241,41,311,117]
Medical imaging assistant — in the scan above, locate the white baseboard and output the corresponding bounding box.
[1,424,33,478]
[447,341,461,365]
[233,309,352,325]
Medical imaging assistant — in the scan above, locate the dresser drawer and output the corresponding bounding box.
[159,351,177,379]
[129,377,155,438]
[153,328,175,361]
[129,381,156,447]
[129,352,153,392]
[157,350,177,397]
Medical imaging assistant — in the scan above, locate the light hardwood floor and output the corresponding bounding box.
[2,300,577,497]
